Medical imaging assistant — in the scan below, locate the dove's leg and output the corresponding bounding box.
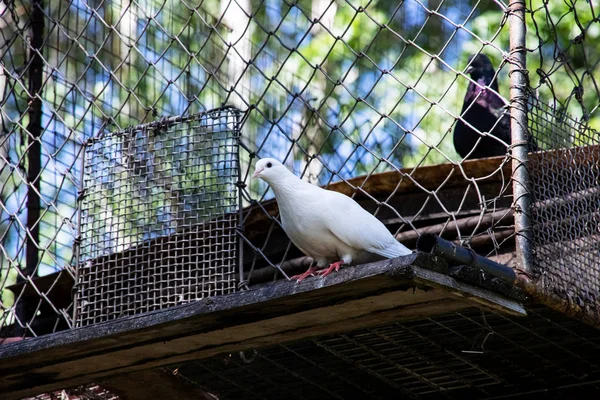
[290,267,320,283]
[317,260,344,278]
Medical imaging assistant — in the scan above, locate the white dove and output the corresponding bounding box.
[252,158,412,282]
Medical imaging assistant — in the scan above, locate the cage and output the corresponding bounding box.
[75,108,242,326]
[527,98,600,321]
[0,0,599,398]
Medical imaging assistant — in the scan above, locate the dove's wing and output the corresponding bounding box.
[318,189,411,258]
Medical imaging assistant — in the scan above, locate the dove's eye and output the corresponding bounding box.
[266,162,272,168]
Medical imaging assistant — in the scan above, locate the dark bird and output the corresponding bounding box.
[453,54,538,159]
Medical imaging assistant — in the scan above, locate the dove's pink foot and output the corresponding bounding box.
[291,266,319,283]
[317,260,344,278]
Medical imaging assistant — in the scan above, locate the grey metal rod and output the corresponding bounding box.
[508,0,534,277]
[416,234,516,283]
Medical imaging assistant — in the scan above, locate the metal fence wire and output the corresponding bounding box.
[0,0,599,340]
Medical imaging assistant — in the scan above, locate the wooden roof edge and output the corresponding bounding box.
[5,270,74,298]
[0,252,525,399]
[326,154,511,196]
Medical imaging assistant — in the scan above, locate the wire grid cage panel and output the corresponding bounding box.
[517,1,600,321]
[75,107,241,327]
[174,306,600,399]
[527,99,600,317]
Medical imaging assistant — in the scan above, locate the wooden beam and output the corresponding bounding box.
[100,369,218,400]
[0,253,524,399]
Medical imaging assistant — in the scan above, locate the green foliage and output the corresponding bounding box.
[468,1,600,128]
[243,0,598,197]
[244,0,509,194]
[80,117,238,259]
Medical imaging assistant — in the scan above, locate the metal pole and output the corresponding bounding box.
[25,0,44,276]
[508,0,534,277]
[17,0,45,336]
[416,234,516,283]
[72,140,87,328]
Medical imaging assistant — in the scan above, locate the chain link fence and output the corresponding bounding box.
[0,0,598,343]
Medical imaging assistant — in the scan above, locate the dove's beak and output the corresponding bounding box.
[465,65,474,75]
[252,168,264,179]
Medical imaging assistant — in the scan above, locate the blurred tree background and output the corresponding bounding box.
[0,0,598,311]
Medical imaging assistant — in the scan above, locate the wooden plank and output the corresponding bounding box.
[0,253,524,399]
[0,253,425,362]
[5,297,471,400]
[6,270,73,300]
[100,369,218,400]
[411,267,526,316]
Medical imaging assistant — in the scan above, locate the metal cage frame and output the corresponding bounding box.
[73,106,243,327]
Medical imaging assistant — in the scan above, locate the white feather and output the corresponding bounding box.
[253,158,412,268]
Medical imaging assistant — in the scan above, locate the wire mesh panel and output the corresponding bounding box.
[517,1,600,322]
[174,306,600,399]
[527,101,600,318]
[75,108,240,326]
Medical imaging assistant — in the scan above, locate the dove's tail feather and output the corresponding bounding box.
[371,240,412,259]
